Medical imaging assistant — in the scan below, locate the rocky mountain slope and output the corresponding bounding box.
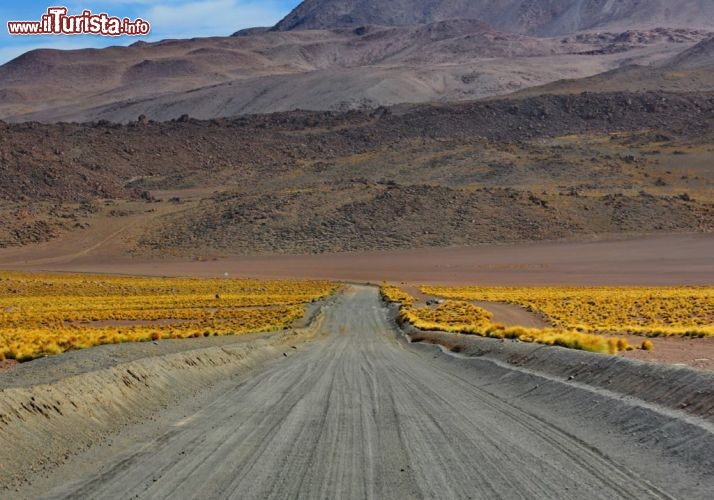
[274,0,714,35]
[516,34,714,95]
[668,35,714,70]
[0,0,711,122]
[2,92,713,254]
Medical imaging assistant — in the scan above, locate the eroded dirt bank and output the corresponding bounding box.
[402,325,714,422]
[6,286,712,499]
[0,312,325,492]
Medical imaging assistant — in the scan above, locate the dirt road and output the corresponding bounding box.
[31,286,713,499]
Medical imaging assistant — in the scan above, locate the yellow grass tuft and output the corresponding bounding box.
[380,284,415,306]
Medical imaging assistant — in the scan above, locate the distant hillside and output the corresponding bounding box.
[2,21,703,123]
[1,92,713,254]
[274,0,714,35]
[514,35,714,96]
[1,1,713,123]
[668,35,714,70]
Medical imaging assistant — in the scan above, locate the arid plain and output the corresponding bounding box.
[1,0,713,498]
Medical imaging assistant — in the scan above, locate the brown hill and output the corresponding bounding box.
[274,0,714,35]
[668,35,714,70]
[516,35,714,96]
[1,92,713,255]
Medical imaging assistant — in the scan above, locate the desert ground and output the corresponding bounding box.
[1,90,712,500]
[1,285,712,499]
[2,1,714,497]
[1,233,712,371]
[0,234,712,499]
[5,233,707,285]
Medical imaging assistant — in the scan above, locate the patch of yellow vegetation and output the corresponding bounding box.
[380,284,415,307]
[421,286,714,338]
[381,285,633,354]
[0,272,338,362]
[402,301,493,333]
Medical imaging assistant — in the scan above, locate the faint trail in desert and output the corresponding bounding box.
[1,222,136,267]
[471,300,550,328]
[402,284,549,328]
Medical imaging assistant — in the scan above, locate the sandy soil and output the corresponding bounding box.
[0,360,18,372]
[622,336,714,371]
[3,234,712,285]
[470,301,551,328]
[0,332,277,390]
[2,234,711,372]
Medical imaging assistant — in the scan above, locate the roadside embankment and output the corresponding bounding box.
[0,308,325,490]
[389,303,714,423]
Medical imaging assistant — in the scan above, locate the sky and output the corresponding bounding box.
[0,0,302,63]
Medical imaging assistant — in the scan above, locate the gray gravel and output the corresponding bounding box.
[17,286,714,499]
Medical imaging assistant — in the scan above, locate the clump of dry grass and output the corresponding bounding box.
[380,284,415,306]
[400,301,493,332]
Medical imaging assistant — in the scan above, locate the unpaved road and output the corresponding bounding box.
[30,286,713,499]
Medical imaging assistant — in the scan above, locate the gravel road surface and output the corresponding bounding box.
[36,286,712,499]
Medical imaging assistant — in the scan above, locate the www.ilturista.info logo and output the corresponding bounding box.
[8,7,150,36]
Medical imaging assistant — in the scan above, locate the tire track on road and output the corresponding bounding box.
[39,286,712,500]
